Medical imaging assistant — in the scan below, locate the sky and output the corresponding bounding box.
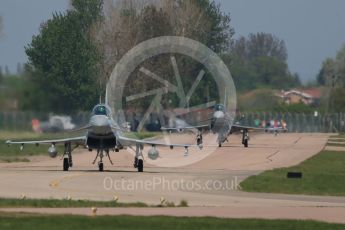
[0,0,69,72]
[0,0,345,83]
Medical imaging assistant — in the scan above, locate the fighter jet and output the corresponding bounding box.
[6,102,201,172]
[162,104,288,148]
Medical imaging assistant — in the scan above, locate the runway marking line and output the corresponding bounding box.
[47,172,117,197]
[49,173,85,188]
[294,136,302,144]
[266,150,280,162]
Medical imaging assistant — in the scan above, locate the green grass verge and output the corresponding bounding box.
[326,143,345,147]
[0,198,148,208]
[0,198,188,208]
[0,214,344,230]
[330,133,345,138]
[240,150,345,196]
[328,138,345,142]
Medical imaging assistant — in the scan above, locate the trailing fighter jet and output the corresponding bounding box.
[6,100,201,172]
[162,104,288,148]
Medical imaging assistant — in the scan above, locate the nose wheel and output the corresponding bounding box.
[98,162,104,172]
[196,132,203,149]
[93,149,112,172]
[242,129,249,147]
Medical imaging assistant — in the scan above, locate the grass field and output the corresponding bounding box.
[0,198,188,208]
[0,198,147,208]
[0,214,344,230]
[328,134,345,144]
[326,142,345,147]
[330,133,345,138]
[328,138,345,142]
[240,150,345,196]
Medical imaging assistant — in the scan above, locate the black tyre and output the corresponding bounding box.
[63,158,69,171]
[99,162,104,172]
[133,157,138,168]
[137,159,143,172]
[244,139,248,148]
[218,142,222,147]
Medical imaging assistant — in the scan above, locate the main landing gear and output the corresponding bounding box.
[196,132,203,147]
[133,144,144,172]
[63,142,73,171]
[93,149,113,172]
[242,129,249,148]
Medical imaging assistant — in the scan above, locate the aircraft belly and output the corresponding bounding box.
[91,126,112,135]
[86,132,116,149]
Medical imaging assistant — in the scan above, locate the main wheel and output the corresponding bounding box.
[218,142,222,147]
[133,157,138,168]
[63,158,69,171]
[244,139,248,147]
[137,159,143,172]
[99,162,104,172]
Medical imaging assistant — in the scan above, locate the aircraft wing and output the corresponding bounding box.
[161,124,210,132]
[118,136,202,149]
[6,136,87,146]
[264,127,288,132]
[232,124,288,132]
[111,125,128,132]
[232,124,266,131]
[68,125,92,133]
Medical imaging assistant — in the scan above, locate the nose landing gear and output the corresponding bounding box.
[98,162,104,172]
[196,132,203,149]
[242,129,249,148]
[93,149,113,172]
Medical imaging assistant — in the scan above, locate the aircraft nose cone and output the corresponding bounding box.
[91,115,109,126]
[90,115,110,134]
[213,111,225,119]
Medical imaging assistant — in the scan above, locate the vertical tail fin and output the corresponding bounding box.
[105,84,109,106]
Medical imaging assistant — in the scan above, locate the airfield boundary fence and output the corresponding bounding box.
[0,111,344,133]
[239,112,345,133]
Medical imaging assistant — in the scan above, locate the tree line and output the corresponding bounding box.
[225,33,301,91]
[17,0,302,113]
[316,44,345,112]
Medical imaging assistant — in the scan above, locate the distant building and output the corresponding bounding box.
[277,88,322,105]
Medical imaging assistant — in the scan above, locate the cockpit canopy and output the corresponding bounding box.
[214,104,225,112]
[92,104,110,116]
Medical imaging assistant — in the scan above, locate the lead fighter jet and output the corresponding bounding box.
[6,97,201,172]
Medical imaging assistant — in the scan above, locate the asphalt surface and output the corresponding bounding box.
[1,132,345,224]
